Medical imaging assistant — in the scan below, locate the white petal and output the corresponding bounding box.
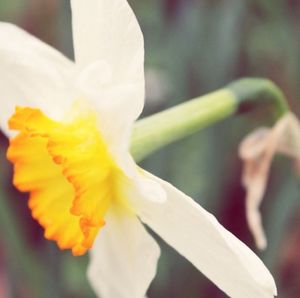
[121,168,167,206]
[86,79,144,153]
[0,22,75,136]
[71,0,145,151]
[71,0,144,82]
[133,172,167,204]
[88,211,160,298]
[137,174,277,298]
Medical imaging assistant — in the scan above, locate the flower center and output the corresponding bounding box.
[7,105,126,256]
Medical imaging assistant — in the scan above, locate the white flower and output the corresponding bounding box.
[0,0,276,297]
[239,112,300,251]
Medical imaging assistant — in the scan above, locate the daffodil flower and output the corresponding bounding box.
[0,0,277,297]
[239,112,300,251]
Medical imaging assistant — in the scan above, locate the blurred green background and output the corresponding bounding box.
[0,0,300,297]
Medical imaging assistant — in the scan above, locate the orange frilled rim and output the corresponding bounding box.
[7,107,123,256]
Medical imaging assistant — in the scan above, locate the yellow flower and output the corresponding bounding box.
[8,106,126,255]
[0,0,277,297]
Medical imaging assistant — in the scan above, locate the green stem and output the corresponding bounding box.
[131,78,290,162]
[228,78,289,118]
